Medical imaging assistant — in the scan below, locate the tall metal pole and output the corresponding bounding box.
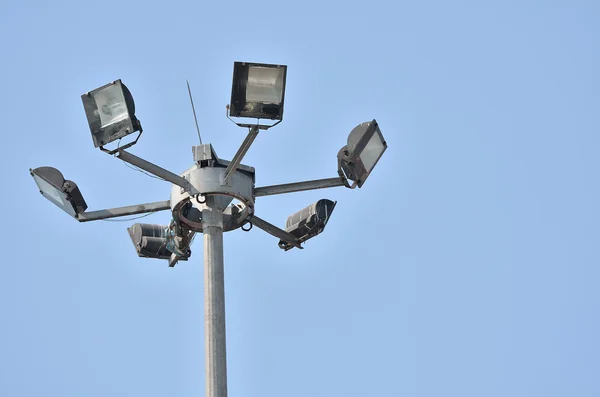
[202,198,228,397]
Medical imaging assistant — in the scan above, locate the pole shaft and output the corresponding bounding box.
[203,203,227,397]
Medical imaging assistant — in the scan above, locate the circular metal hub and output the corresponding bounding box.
[170,165,255,233]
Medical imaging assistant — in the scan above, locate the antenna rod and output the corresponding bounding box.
[187,80,203,144]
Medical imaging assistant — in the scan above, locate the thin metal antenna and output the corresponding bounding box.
[187,80,203,144]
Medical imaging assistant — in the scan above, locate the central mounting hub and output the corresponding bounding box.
[170,145,255,233]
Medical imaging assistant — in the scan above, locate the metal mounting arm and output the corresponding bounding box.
[250,215,302,249]
[222,125,259,185]
[117,149,194,192]
[254,177,347,197]
[77,200,171,222]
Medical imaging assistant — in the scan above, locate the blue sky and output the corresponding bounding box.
[1,1,599,396]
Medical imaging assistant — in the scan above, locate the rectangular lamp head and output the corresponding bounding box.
[30,166,87,218]
[229,62,287,120]
[127,223,172,259]
[127,223,191,263]
[82,79,141,148]
[339,120,387,188]
[278,199,337,250]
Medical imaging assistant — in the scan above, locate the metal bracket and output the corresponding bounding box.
[337,148,357,189]
[77,200,171,222]
[117,149,195,192]
[250,215,302,250]
[221,125,260,185]
[99,131,143,155]
[254,177,347,197]
[226,104,283,130]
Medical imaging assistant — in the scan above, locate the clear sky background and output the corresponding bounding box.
[1,1,599,396]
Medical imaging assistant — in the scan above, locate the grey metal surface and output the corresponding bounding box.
[222,125,259,185]
[278,199,337,251]
[250,215,302,249]
[214,158,255,174]
[117,149,194,192]
[230,122,278,130]
[338,119,387,188]
[193,144,217,163]
[191,145,255,173]
[81,79,141,148]
[229,62,287,121]
[171,164,255,232]
[126,222,171,259]
[168,252,180,267]
[202,198,228,397]
[78,200,171,222]
[30,167,88,218]
[254,177,346,197]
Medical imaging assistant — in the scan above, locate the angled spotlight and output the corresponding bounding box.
[229,62,287,121]
[127,223,192,262]
[82,79,142,148]
[338,119,387,188]
[278,199,337,251]
[30,167,88,218]
[127,223,173,260]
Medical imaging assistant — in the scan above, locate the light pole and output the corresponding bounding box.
[202,196,227,397]
[30,61,388,397]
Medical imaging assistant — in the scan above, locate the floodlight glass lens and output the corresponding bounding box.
[32,174,76,217]
[360,131,386,173]
[94,85,128,128]
[246,66,284,104]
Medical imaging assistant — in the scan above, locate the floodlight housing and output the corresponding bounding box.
[82,79,142,148]
[127,223,192,262]
[229,62,287,121]
[127,223,173,260]
[278,199,337,251]
[30,167,88,218]
[338,119,387,188]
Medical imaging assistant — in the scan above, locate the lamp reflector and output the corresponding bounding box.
[339,120,387,187]
[32,172,75,216]
[352,126,386,175]
[82,79,141,148]
[246,66,285,104]
[30,167,87,218]
[95,84,129,128]
[229,62,287,121]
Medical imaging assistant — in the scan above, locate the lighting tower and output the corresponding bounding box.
[30,62,388,397]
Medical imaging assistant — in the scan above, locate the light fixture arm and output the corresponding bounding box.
[77,200,171,222]
[221,125,260,185]
[249,215,302,249]
[99,131,143,155]
[254,177,348,197]
[117,149,195,192]
[337,151,357,189]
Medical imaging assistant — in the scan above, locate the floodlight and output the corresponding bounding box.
[30,167,87,218]
[82,79,142,148]
[229,62,287,121]
[127,223,173,260]
[278,199,337,250]
[127,223,192,261]
[338,119,387,188]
